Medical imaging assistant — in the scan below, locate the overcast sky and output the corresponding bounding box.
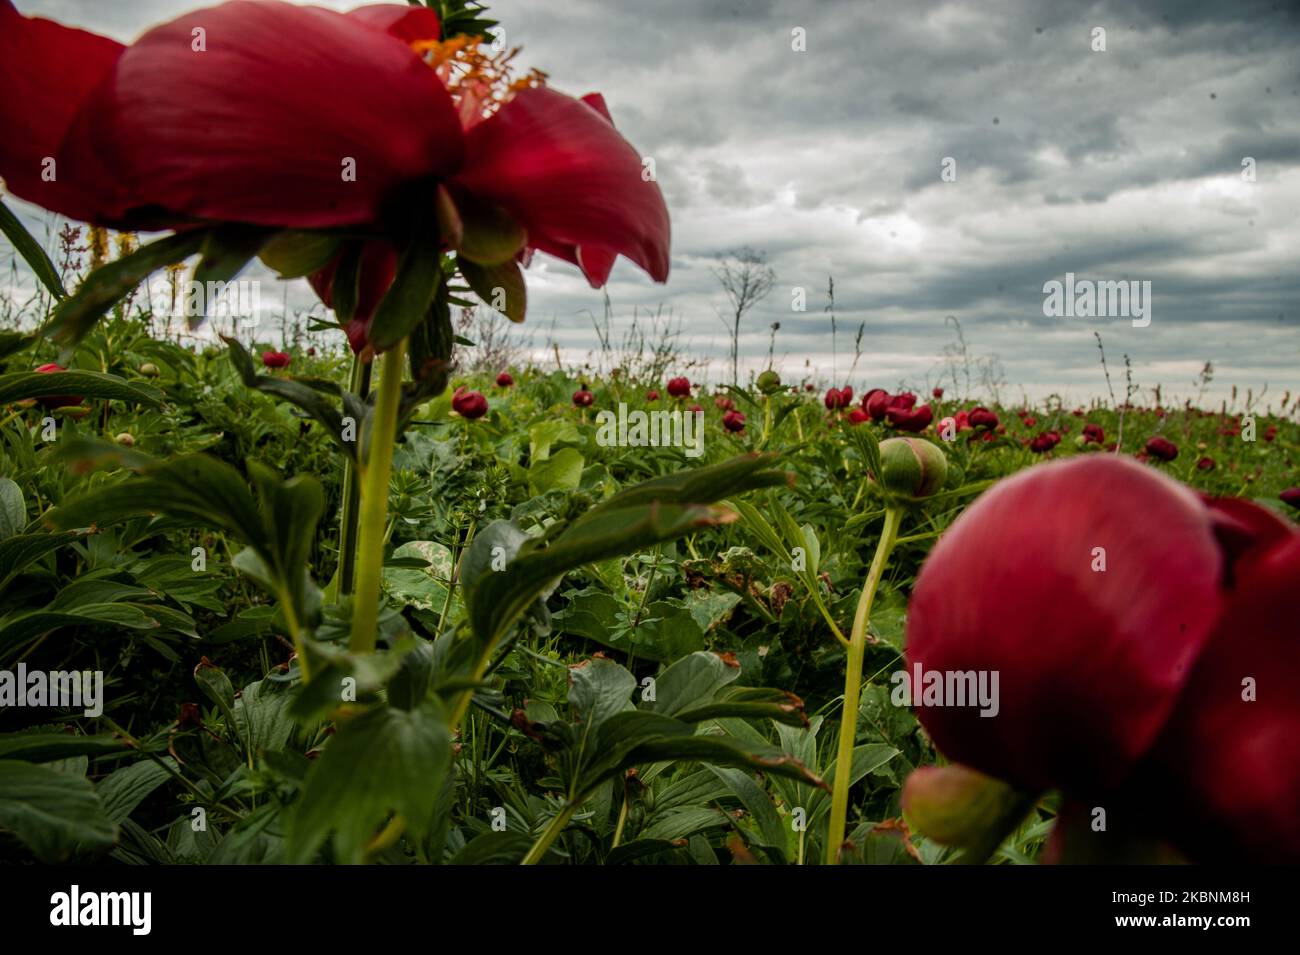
[5,0,1300,405]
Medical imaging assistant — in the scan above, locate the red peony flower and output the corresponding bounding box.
[495,371,514,388]
[572,387,594,408]
[905,455,1300,861]
[722,410,746,433]
[261,350,291,369]
[645,389,659,401]
[33,362,83,409]
[1196,456,1215,471]
[666,376,691,398]
[451,386,488,419]
[846,408,870,425]
[1029,430,1061,453]
[1145,436,1178,462]
[0,1,670,354]
[714,396,735,412]
[932,387,944,399]
[885,395,932,432]
[863,388,891,421]
[1081,423,1104,444]
[824,387,851,410]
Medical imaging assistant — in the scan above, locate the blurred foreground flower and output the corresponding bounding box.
[905,456,1299,862]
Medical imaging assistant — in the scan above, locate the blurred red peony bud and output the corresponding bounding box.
[451,386,488,420]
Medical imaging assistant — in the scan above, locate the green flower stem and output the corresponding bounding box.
[335,355,372,600]
[521,799,582,866]
[824,505,903,864]
[349,339,407,655]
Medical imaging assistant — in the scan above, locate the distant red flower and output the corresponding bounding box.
[824,387,852,410]
[968,407,999,430]
[1082,423,1105,444]
[888,404,933,433]
[646,389,660,401]
[495,371,514,388]
[33,362,82,408]
[1146,436,1178,462]
[1264,425,1278,442]
[847,408,870,425]
[863,388,891,421]
[1197,456,1216,471]
[953,410,971,431]
[804,383,816,392]
[572,387,594,408]
[932,387,944,399]
[1029,430,1061,453]
[262,351,291,369]
[451,386,488,419]
[1022,416,1037,428]
[666,376,691,398]
[714,396,735,412]
[688,404,703,415]
[722,410,746,433]
[907,455,1300,862]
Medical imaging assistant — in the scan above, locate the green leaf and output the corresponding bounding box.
[0,605,162,656]
[223,337,359,463]
[647,651,742,717]
[191,225,273,324]
[462,455,787,668]
[45,229,207,345]
[528,446,584,494]
[0,478,24,541]
[0,330,36,361]
[568,657,636,728]
[97,759,176,825]
[0,370,162,407]
[0,199,64,299]
[47,453,263,542]
[449,190,526,266]
[0,761,117,861]
[367,227,444,350]
[0,732,126,762]
[258,230,343,279]
[0,531,80,590]
[707,765,788,852]
[459,255,526,322]
[287,701,451,864]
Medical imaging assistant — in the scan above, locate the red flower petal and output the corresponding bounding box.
[343,3,441,44]
[308,241,399,354]
[454,87,670,286]
[0,0,126,223]
[1138,532,1300,862]
[68,1,463,228]
[905,456,1224,795]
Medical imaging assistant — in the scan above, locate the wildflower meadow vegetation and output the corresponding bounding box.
[0,0,1296,883]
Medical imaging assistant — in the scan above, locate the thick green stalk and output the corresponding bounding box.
[349,340,407,654]
[336,356,372,599]
[824,506,903,864]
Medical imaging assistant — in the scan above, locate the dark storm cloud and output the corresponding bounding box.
[5,0,1299,401]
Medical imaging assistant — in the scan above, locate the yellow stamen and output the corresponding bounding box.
[410,36,547,124]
